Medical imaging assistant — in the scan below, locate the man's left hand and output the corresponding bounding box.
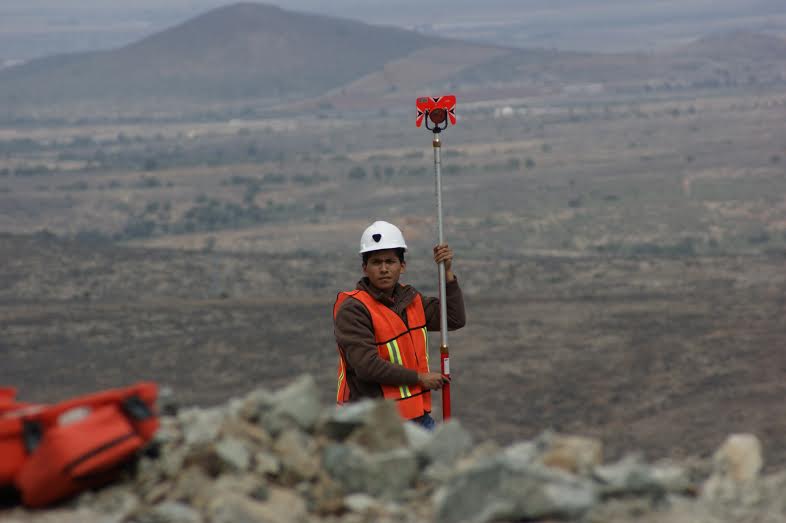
[433,244,455,281]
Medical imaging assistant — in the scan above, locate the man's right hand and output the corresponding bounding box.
[417,372,450,390]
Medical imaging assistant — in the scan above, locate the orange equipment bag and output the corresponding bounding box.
[0,383,159,508]
[0,387,41,489]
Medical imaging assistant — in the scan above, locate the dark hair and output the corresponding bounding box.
[362,248,405,265]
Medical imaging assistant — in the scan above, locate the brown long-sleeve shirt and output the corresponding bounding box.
[334,276,466,401]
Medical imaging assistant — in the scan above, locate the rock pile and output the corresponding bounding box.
[4,375,786,523]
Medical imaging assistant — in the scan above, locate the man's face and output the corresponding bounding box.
[363,249,405,292]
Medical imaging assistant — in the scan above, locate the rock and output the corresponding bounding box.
[215,437,251,472]
[585,495,714,523]
[273,429,320,483]
[319,400,377,440]
[454,441,502,473]
[346,401,408,451]
[307,471,345,515]
[238,387,274,423]
[321,399,407,451]
[650,461,694,495]
[758,469,786,515]
[213,474,268,501]
[418,419,473,465]
[344,493,379,513]
[712,434,763,482]
[323,443,366,487]
[254,450,282,476]
[159,445,187,479]
[207,488,307,523]
[156,386,179,417]
[403,421,433,450]
[182,444,222,477]
[423,461,454,483]
[152,417,181,447]
[169,466,212,506]
[133,501,203,523]
[0,508,120,523]
[179,408,225,447]
[593,455,691,497]
[502,441,539,466]
[323,444,418,499]
[222,419,273,449]
[702,434,763,505]
[370,448,419,497]
[143,482,173,505]
[135,456,165,495]
[434,454,597,523]
[79,485,140,519]
[225,397,244,419]
[539,433,603,475]
[261,375,322,435]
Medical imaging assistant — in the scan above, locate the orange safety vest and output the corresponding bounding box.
[334,289,431,420]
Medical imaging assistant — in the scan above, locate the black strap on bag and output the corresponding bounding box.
[120,395,152,421]
[22,420,42,454]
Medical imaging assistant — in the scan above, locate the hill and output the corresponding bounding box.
[2,4,786,120]
[677,31,786,61]
[0,3,448,112]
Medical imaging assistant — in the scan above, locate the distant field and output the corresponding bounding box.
[1,89,784,254]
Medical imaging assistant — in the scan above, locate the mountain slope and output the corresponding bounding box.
[0,2,444,107]
[1,4,785,120]
[677,31,786,61]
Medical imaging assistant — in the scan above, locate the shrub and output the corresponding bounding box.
[121,219,156,239]
[348,166,367,180]
[137,176,162,189]
[58,181,89,191]
[748,230,771,244]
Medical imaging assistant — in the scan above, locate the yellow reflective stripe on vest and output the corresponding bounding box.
[386,340,401,365]
[386,339,412,399]
[421,327,429,369]
[337,358,345,402]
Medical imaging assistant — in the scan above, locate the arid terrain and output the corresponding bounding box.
[2,79,786,469]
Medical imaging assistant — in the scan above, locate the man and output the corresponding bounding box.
[333,220,466,429]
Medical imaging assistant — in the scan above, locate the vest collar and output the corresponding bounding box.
[357,277,417,309]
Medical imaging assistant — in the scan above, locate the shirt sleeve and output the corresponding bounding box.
[334,299,419,386]
[422,277,467,332]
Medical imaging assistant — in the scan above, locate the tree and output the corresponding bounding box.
[348,166,367,180]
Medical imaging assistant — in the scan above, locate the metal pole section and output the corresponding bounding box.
[433,132,451,419]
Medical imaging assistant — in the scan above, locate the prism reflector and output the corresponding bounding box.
[416,95,457,128]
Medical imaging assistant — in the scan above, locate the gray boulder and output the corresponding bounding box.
[132,502,203,523]
[261,375,322,435]
[594,455,692,497]
[323,443,419,499]
[434,454,597,523]
[417,419,473,465]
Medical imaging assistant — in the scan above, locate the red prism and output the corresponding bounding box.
[416,95,457,128]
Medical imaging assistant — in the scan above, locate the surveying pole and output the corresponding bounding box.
[416,95,457,420]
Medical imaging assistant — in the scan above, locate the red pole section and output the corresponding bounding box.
[441,346,451,419]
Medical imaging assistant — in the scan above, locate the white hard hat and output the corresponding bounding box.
[359,221,408,254]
